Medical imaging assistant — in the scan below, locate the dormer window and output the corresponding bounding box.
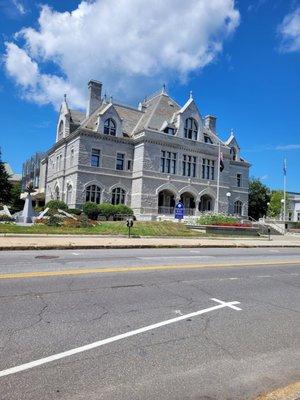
[164,127,175,135]
[230,147,237,161]
[104,118,116,136]
[204,134,213,144]
[184,118,198,140]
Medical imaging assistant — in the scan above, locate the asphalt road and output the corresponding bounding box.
[0,248,299,399]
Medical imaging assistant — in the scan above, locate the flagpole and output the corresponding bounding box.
[283,158,287,224]
[216,142,221,214]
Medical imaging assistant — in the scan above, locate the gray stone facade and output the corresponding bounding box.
[44,80,250,219]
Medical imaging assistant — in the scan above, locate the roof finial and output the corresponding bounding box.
[109,95,113,103]
[162,83,166,94]
[230,128,235,136]
[64,93,67,102]
[189,90,193,99]
[104,93,107,103]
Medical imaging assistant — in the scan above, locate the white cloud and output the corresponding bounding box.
[4,0,240,109]
[275,144,300,150]
[12,0,26,15]
[278,7,300,52]
[260,174,269,181]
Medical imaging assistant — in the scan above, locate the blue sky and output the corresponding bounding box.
[1,0,300,191]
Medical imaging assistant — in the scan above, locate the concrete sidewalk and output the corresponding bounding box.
[1,233,300,250]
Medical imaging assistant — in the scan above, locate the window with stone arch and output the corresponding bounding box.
[111,187,126,205]
[104,118,116,136]
[85,185,101,204]
[58,120,64,139]
[184,118,198,140]
[234,200,243,216]
[66,184,72,205]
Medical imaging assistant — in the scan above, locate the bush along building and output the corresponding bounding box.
[42,80,250,220]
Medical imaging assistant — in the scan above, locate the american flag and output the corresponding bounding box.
[283,158,287,176]
[220,151,224,172]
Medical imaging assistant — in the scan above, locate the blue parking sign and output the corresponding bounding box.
[175,202,185,220]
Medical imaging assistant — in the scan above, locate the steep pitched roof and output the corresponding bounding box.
[133,93,180,133]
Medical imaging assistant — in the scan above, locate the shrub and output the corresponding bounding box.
[113,204,134,216]
[98,203,115,220]
[62,214,93,228]
[45,200,68,211]
[196,213,239,226]
[0,214,14,222]
[68,208,82,215]
[83,202,100,220]
[45,214,61,227]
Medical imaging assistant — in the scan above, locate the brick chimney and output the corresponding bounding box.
[204,115,217,134]
[86,80,102,117]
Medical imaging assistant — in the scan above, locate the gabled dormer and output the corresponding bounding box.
[175,94,203,141]
[225,132,241,161]
[96,103,123,137]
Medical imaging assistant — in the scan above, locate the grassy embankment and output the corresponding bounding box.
[0,221,205,237]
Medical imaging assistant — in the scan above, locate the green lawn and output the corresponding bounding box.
[0,221,205,237]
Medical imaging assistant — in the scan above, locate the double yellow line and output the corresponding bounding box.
[0,259,299,280]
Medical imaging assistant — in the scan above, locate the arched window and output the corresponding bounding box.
[58,120,64,138]
[104,118,116,135]
[55,186,60,200]
[234,200,243,216]
[85,185,101,204]
[230,147,237,161]
[184,118,198,140]
[66,184,72,205]
[111,187,126,205]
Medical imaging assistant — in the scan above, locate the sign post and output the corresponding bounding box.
[175,202,185,221]
[126,218,134,238]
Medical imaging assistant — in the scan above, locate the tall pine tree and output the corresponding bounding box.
[0,150,13,204]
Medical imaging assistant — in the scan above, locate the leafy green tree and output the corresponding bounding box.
[10,182,24,212]
[83,202,100,220]
[268,190,290,218]
[0,161,12,204]
[45,200,68,211]
[248,178,271,220]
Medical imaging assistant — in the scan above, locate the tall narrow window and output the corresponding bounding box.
[111,187,126,205]
[237,173,242,187]
[202,159,215,180]
[182,155,196,177]
[184,118,198,140]
[85,185,101,204]
[70,149,74,166]
[116,153,125,170]
[104,118,116,135]
[91,149,100,167]
[160,151,176,174]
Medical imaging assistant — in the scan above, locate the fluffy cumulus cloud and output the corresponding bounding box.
[278,7,300,53]
[4,0,240,109]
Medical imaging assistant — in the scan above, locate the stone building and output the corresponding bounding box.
[43,80,250,219]
[21,152,46,206]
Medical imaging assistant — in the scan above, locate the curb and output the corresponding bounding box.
[1,244,300,251]
[254,381,300,400]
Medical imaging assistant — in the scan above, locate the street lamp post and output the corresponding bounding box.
[226,192,231,215]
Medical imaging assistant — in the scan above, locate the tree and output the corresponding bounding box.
[248,178,271,221]
[10,182,24,212]
[0,161,12,204]
[268,190,290,219]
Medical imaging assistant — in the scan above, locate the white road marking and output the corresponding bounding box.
[229,277,239,280]
[257,275,271,278]
[0,298,241,378]
[72,253,80,256]
[138,256,216,260]
[174,310,183,315]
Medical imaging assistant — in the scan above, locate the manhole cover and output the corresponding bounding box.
[35,255,59,259]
